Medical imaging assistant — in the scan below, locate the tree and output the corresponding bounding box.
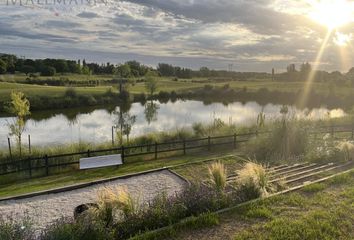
[122,113,136,143]
[116,64,131,78]
[300,62,312,74]
[145,71,158,97]
[21,65,35,75]
[200,67,210,77]
[6,92,31,156]
[287,64,296,73]
[0,59,7,74]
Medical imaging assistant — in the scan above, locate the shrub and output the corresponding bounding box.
[41,66,56,76]
[208,161,227,192]
[64,87,77,98]
[114,184,230,239]
[41,217,114,240]
[0,216,34,240]
[245,118,309,162]
[158,91,170,99]
[192,122,206,137]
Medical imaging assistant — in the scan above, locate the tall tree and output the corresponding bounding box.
[145,71,158,97]
[6,92,31,156]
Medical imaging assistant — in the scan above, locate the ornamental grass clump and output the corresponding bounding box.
[236,162,271,200]
[92,187,140,227]
[208,161,227,192]
[336,140,354,162]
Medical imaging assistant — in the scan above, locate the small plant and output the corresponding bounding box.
[208,161,227,192]
[236,162,271,199]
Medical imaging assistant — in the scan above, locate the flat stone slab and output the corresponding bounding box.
[0,170,186,232]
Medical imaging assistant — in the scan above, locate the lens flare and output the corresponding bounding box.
[298,30,332,108]
[309,0,354,29]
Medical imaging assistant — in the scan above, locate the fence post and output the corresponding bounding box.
[87,150,91,157]
[111,126,114,146]
[28,135,31,154]
[8,138,12,160]
[183,140,186,155]
[233,133,237,149]
[45,155,49,176]
[121,145,125,164]
[155,142,158,160]
[208,136,211,151]
[28,157,32,178]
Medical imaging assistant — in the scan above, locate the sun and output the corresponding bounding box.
[309,0,354,29]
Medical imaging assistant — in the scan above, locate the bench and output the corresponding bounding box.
[79,154,123,170]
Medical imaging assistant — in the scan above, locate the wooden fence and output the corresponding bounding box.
[1,123,354,179]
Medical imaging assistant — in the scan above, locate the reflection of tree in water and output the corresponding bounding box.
[144,101,160,125]
[113,101,135,144]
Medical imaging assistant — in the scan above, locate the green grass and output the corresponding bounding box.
[130,212,220,240]
[0,82,112,101]
[0,150,238,199]
[2,76,350,102]
[170,170,354,240]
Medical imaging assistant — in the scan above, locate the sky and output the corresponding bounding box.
[0,0,354,72]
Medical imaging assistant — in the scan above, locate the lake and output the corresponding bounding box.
[0,100,346,149]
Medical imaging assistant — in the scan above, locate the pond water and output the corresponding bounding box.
[0,100,346,149]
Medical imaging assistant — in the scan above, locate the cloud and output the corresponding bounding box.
[0,0,353,72]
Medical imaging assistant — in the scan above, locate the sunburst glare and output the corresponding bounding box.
[309,0,354,29]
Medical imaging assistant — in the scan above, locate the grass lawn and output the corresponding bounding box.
[1,76,349,102]
[0,150,239,199]
[0,82,112,101]
[170,170,354,240]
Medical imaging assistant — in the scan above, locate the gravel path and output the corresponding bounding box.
[0,170,186,231]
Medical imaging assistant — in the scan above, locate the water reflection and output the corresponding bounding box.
[144,101,160,125]
[0,100,346,149]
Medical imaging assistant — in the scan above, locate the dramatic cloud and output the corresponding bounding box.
[0,0,353,71]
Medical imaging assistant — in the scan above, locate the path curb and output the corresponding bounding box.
[0,154,237,202]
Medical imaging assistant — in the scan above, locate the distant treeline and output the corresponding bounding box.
[0,53,270,80]
[275,62,354,84]
[1,53,354,84]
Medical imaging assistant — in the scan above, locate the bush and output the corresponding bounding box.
[114,184,230,239]
[41,217,114,240]
[0,216,34,240]
[41,66,56,76]
[246,118,309,162]
[64,87,77,98]
[192,123,207,137]
[158,91,170,99]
